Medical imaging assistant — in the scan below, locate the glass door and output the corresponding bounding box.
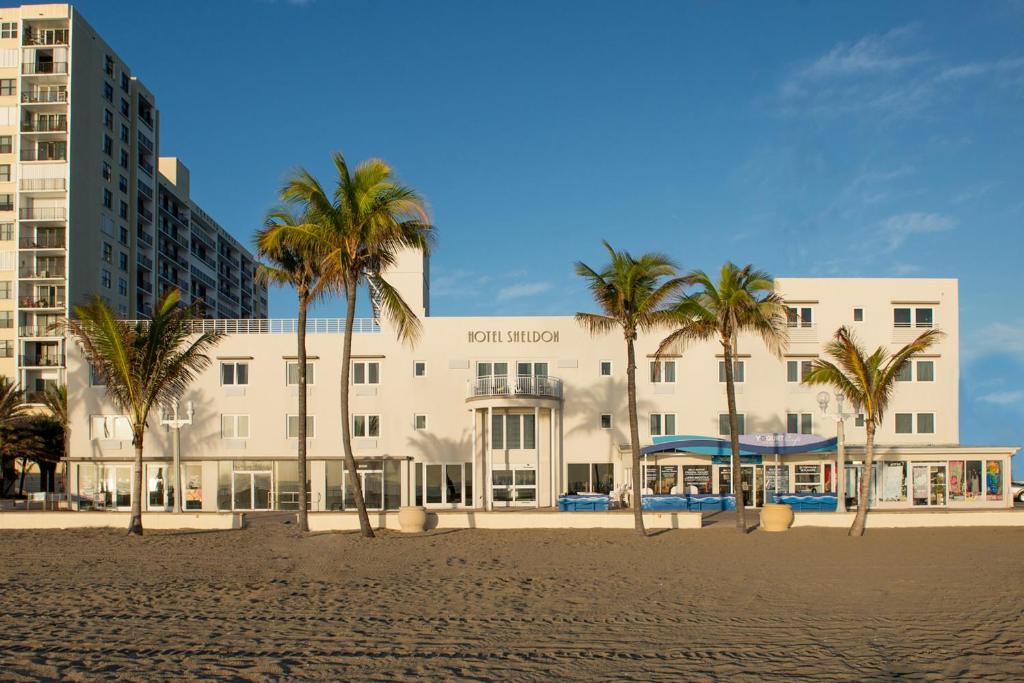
[232,470,274,510]
[101,465,132,510]
[232,472,252,510]
[740,465,757,507]
[344,470,384,511]
[491,465,537,506]
[476,362,509,395]
[422,463,468,507]
[146,464,174,511]
[516,361,548,393]
[912,464,947,506]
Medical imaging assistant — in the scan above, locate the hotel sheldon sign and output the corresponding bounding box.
[468,330,560,343]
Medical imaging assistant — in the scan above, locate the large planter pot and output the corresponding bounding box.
[397,506,427,533]
[760,503,794,532]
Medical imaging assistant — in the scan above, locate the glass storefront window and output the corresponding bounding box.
[794,464,821,493]
[326,460,345,511]
[183,463,203,510]
[765,465,790,494]
[877,462,907,502]
[642,464,678,494]
[76,463,97,510]
[325,459,402,511]
[682,465,712,494]
[384,460,401,510]
[567,463,614,494]
[965,460,983,501]
[217,460,232,510]
[986,460,1002,501]
[275,460,311,511]
[948,460,965,501]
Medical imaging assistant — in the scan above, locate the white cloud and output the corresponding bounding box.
[496,282,551,302]
[963,321,1024,363]
[937,57,1024,81]
[977,390,1024,406]
[879,212,956,251]
[797,26,928,80]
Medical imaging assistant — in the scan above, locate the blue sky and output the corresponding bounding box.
[70,0,1023,475]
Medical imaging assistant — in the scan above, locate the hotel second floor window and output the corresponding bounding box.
[287,415,316,439]
[894,307,933,328]
[352,360,379,384]
[286,361,315,385]
[650,413,676,436]
[413,361,426,377]
[221,414,250,439]
[786,306,813,327]
[0,280,10,298]
[896,359,935,382]
[220,361,249,385]
[353,414,379,438]
[0,22,17,39]
[0,79,13,96]
[0,136,11,153]
[786,359,813,382]
[414,414,427,430]
[855,413,865,427]
[853,307,864,322]
[719,360,745,382]
[787,412,813,434]
[0,223,11,240]
[0,340,12,358]
[90,415,133,441]
[719,413,746,436]
[895,412,935,434]
[600,414,612,430]
[650,359,676,383]
[491,413,535,449]
[600,360,612,376]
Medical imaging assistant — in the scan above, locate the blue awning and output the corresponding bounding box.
[641,433,837,457]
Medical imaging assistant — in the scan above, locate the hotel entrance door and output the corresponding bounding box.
[344,470,384,511]
[232,470,272,510]
[718,465,765,507]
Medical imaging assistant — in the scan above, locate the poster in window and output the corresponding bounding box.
[965,460,982,501]
[682,465,712,494]
[986,460,1002,501]
[658,465,678,494]
[948,460,964,501]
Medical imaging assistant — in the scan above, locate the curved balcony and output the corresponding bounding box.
[467,375,562,402]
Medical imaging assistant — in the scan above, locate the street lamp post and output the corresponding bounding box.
[159,400,194,513]
[817,391,851,513]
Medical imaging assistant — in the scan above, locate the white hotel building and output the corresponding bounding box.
[66,250,1018,515]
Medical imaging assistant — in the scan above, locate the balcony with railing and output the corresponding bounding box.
[19,178,66,192]
[20,147,66,162]
[19,263,65,279]
[137,181,154,201]
[138,132,154,153]
[137,227,154,247]
[138,254,153,271]
[22,62,68,75]
[21,118,67,133]
[21,89,67,104]
[138,204,154,223]
[19,325,62,337]
[19,232,65,249]
[19,294,65,309]
[19,207,66,221]
[19,353,64,368]
[138,157,154,177]
[23,29,69,46]
[467,375,563,401]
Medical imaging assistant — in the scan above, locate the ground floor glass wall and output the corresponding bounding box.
[324,459,401,512]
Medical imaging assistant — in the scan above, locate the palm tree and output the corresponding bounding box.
[575,241,684,535]
[264,152,433,539]
[803,326,943,536]
[67,290,222,535]
[658,263,789,533]
[41,383,68,501]
[0,377,27,496]
[255,205,326,533]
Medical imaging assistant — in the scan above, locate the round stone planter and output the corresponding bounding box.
[760,503,794,532]
[397,506,427,533]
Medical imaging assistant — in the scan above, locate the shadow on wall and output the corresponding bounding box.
[406,430,472,464]
[562,376,656,446]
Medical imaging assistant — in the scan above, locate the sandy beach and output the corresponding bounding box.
[1,521,1022,681]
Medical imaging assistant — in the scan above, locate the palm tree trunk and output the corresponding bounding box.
[296,294,310,533]
[625,336,646,536]
[18,455,27,496]
[341,278,374,538]
[128,430,144,535]
[723,340,746,532]
[849,420,875,537]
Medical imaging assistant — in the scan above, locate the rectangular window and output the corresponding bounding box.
[104,109,113,130]
[0,22,17,39]
[414,414,427,430]
[0,193,10,210]
[895,413,913,434]
[719,360,744,383]
[352,414,379,438]
[119,149,128,168]
[916,360,935,382]
[118,200,128,219]
[120,97,130,117]
[103,82,113,102]
[896,361,912,382]
[286,361,315,385]
[0,136,11,153]
[413,361,426,377]
[0,311,11,328]
[220,362,249,385]
[491,413,504,448]
[0,281,10,299]
[0,79,13,96]
[853,307,864,322]
[102,189,112,208]
[566,463,614,494]
[118,277,127,296]
[650,359,676,383]
[0,223,11,240]
[855,413,865,427]
[0,340,12,358]
[120,123,129,143]
[786,413,813,435]
[719,413,745,436]
[0,164,8,182]
[118,175,128,193]
[101,269,111,289]
[220,415,250,439]
[287,415,316,439]
[917,413,935,434]
[103,135,112,156]
[600,360,612,376]
[915,308,933,328]
[352,361,379,384]
[118,252,128,271]
[786,306,812,328]
[89,415,132,440]
[787,359,813,382]
[650,413,676,436]
[102,242,113,263]
[600,414,612,430]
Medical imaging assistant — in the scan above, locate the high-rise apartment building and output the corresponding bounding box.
[0,4,266,401]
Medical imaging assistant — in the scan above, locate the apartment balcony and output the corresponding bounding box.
[467,375,564,402]
[19,178,66,193]
[138,205,154,224]
[190,228,216,251]
[19,296,65,309]
[19,354,64,368]
[138,133,154,154]
[137,280,154,294]
[138,157,154,177]
[786,324,819,344]
[18,266,65,279]
[159,224,189,251]
[19,207,66,220]
[137,181,154,201]
[137,227,154,247]
[21,90,67,104]
[19,325,62,338]
[0,201,12,212]
[20,148,66,162]
[21,119,66,133]
[138,254,153,271]
[218,288,240,306]
[19,233,65,249]
[23,30,69,46]
[22,62,68,75]
[159,271,187,290]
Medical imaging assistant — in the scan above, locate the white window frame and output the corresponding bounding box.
[649,413,677,436]
[286,361,315,386]
[853,307,864,322]
[220,361,249,386]
[413,361,426,377]
[600,413,612,430]
[600,360,613,376]
[894,306,934,329]
[414,414,427,430]
[286,414,316,439]
[353,414,380,438]
[916,359,935,382]
[786,412,813,435]
[490,413,536,449]
[916,412,935,434]
[220,414,250,439]
[352,360,380,385]
[718,360,745,383]
[650,359,676,384]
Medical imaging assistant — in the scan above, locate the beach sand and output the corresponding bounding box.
[1,520,1022,681]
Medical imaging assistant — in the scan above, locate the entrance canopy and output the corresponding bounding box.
[642,433,837,457]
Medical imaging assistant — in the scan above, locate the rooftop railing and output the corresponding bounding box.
[182,318,381,334]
